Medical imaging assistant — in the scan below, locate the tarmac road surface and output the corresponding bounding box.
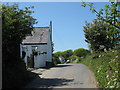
[25,63,98,88]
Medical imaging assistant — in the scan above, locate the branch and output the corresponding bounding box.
[93,9,120,29]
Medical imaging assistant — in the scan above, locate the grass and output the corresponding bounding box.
[80,47,120,88]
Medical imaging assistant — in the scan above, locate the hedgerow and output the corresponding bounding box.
[81,47,120,88]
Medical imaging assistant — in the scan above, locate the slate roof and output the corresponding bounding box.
[22,27,49,44]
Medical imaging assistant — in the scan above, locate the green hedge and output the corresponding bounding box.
[2,60,38,88]
[81,48,120,88]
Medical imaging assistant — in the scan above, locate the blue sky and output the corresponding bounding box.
[3,2,110,52]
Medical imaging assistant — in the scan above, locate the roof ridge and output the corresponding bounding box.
[34,27,49,28]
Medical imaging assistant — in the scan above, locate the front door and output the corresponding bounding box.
[27,53,34,68]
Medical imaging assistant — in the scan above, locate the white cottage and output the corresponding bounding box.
[20,22,53,68]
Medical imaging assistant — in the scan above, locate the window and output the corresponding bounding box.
[22,46,27,51]
[32,46,38,52]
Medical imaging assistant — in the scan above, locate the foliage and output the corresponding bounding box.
[83,18,118,52]
[82,2,120,52]
[73,48,90,57]
[2,60,37,88]
[68,55,82,63]
[52,48,89,64]
[80,47,120,88]
[52,50,73,64]
[52,53,61,65]
[62,49,73,60]
[2,4,37,63]
[81,2,120,29]
[2,4,37,88]
[53,52,63,57]
[52,51,64,64]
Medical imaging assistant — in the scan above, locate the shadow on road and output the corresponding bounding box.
[53,64,72,68]
[24,64,74,88]
[25,76,74,88]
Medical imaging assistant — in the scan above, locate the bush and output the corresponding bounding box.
[73,48,90,57]
[2,59,37,88]
[81,48,120,88]
[68,55,82,63]
[2,4,37,88]
[52,54,61,65]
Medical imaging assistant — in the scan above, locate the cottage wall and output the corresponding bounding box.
[47,30,52,62]
[20,44,47,68]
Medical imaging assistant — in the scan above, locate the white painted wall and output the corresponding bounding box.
[47,30,52,62]
[20,44,47,68]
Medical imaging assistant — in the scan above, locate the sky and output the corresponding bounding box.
[3,2,111,52]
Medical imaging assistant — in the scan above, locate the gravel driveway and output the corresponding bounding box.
[25,63,98,88]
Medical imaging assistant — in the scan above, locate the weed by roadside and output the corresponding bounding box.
[80,48,120,88]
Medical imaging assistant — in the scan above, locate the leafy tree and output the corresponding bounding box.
[53,50,73,63]
[62,50,73,60]
[52,54,61,65]
[53,52,63,57]
[52,52,63,64]
[68,55,81,63]
[2,4,37,88]
[83,18,118,52]
[81,2,120,52]
[81,2,120,29]
[73,48,90,57]
[2,4,37,64]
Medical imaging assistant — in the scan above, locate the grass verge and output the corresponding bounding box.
[80,47,120,88]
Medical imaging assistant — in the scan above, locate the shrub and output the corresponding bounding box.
[73,48,90,57]
[81,48,120,88]
[68,55,81,63]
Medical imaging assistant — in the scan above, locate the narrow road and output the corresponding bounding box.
[25,64,98,88]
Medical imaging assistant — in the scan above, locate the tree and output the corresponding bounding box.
[81,2,120,29]
[2,4,37,64]
[83,18,118,52]
[52,52,63,64]
[53,50,73,63]
[73,48,90,57]
[53,52,63,57]
[68,55,81,63]
[81,2,120,52]
[2,4,37,88]
[62,50,73,60]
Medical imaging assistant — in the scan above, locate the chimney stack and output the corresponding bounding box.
[50,21,52,43]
